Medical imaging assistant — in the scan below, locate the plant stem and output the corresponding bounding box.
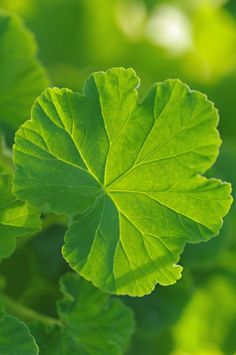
[3,295,62,327]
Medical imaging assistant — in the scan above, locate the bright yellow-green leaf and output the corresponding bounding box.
[13,68,232,296]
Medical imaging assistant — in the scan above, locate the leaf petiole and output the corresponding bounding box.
[3,295,62,328]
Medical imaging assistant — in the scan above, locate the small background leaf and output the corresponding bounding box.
[0,315,38,355]
[30,273,135,355]
[0,173,41,260]
[0,9,49,144]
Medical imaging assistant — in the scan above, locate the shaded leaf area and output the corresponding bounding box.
[125,272,194,355]
[0,173,41,260]
[13,67,232,296]
[0,9,49,144]
[0,224,68,317]
[0,10,44,261]
[0,300,38,355]
[29,273,135,355]
[0,134,41,260]
[0,229,135,355]
[0,315,38,355]
[127,271,236,355]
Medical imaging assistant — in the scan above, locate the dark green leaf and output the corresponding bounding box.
[30,273,135,355]
[0,173,41,260]
[0,314,38,355]
[0,9,49,142]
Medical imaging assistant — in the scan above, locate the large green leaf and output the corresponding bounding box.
[30,273,135,355]
[0,314,38,355]
[13,68,232,296]
[0,9,49,142]
[0,173,41,260]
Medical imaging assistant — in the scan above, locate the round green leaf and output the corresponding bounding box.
[13,68,232,296]
[0,315,38,355]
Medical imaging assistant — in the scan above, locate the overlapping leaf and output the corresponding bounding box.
[0,300,38,355]
[0,9,49,142]
[126,272,194,355]
[0,315,39,355]
[13,68,232,296]
[0,173,41,260]
[30,273,135,355]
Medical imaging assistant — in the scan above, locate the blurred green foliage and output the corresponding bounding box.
[0,0,235,353]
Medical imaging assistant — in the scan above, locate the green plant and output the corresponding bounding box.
[0,10,233,355]
[13,68,232,297]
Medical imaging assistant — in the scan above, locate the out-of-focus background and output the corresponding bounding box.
[0,0,235,354]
